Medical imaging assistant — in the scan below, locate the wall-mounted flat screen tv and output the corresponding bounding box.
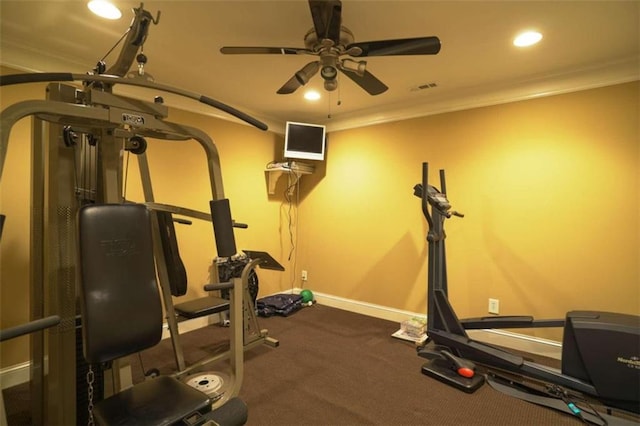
[284,121,326,161]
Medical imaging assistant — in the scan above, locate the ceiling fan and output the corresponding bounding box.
[220,0,441,96]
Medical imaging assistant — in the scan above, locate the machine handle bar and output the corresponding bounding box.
[0,72,268,131]
[203,281,234,292]
[0,315,61,342]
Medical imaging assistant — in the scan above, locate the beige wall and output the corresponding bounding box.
[296,82,639,341]
[1,74,48,369]
[1,67,638,367]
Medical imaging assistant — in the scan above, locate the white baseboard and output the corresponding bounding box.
[1,292,562,389]
[161,314,222,340]
[308,289,423,323]
[467,329,561,360]
[0,361,31,390]
[1,315,220,390]
[295,288,562,360]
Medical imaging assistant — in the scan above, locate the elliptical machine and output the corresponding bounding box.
[414,162,640,424]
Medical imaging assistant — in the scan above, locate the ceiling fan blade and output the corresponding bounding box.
[348,36,441,57]
[339,67,388,96]
[220,46,308,55]
[277,61,320,94]
[277,76,301,94]
[308,0,342,43]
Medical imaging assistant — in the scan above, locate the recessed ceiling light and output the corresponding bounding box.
[88,0,122,20]
[513,31,542,47]
[304,90,321,101]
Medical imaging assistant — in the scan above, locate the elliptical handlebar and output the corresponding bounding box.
[414,162,464,226]
[421,162,434,228]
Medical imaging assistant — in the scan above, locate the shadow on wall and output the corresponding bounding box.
[350,231,428,315]
[482,201,566,341]
[0,237,30,325]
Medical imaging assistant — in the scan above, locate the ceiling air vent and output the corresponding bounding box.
[410,82,438,92]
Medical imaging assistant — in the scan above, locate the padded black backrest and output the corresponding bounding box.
[210,199,237,257]
[156,211,188,297]
[77,204,163,364]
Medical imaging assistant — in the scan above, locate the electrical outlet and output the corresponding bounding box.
[301,270,308,281]
[488,298,499,315]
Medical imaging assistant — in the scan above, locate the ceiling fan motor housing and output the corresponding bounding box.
[220,0,441,96]
[304,26,354,52]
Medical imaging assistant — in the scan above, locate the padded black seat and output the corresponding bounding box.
[77,204,213,425]
[174,295,230,319]
[93,376,212,426]
[157,210,231,320]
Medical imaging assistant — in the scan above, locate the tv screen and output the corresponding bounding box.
[284,121,326,161]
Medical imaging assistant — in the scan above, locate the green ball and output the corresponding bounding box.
[300,289,314,303]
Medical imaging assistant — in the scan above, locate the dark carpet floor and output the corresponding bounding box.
[3,304,631,425]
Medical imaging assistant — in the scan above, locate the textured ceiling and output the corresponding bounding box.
[1,1,638,133]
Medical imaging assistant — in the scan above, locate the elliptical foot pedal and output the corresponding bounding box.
[421,358,485,393]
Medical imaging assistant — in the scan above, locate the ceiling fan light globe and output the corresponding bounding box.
[321,65,338,80]
[324,79,338,91]
[341,58,366,76]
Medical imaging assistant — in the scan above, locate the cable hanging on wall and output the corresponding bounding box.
[283,170,301,289]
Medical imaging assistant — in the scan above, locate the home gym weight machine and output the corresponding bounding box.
[414,162,639,425]
[148,199,284,382]
[0,3,269,424]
